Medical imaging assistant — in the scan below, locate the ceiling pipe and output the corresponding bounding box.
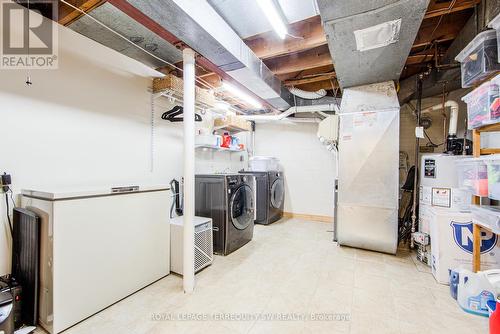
[421,100,459,136]
[241,104,338,121]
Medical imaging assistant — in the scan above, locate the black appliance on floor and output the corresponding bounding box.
[239,171,269,225]
[268,171,285,224]
[12,208,40,327]
[239,170,285,225]
[0,285,14,334]
[195,174,255,255]
[0,277,22,333]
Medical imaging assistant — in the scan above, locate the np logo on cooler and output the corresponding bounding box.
[451,221,498,254]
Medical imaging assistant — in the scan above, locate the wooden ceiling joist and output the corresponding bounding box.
[59,0,105,26]
[264,44,332,76]
[283,72,336,87]
[424,0,480,20]
[412,10,471,50]
[245,16,327,60]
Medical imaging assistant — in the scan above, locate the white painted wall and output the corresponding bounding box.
[0,16,245,275]
[254,122,336,217]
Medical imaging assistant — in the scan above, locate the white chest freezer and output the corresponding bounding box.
[21,185,171,333]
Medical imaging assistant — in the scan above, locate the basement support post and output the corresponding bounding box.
[183,48,196,293]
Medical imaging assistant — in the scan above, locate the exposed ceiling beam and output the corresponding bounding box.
[264,44,332,76]
[283,72,336,87]
[412,10,471,50]
[244,16,327,60]
[292,80,339,92]
[424,0,480,20]
[59,0,105,26]
[243,0,475,61]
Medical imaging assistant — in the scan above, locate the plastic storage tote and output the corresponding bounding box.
[489,13,500,62]
[485,154,500,200]
[455,158,489,197]
[455,30,500,88]
[491,74,500,124]
[249,156,280,171]
[471,205,500,234]
[195,134,220,147]
[462,79,500,129]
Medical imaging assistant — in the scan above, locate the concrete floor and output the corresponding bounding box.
[39,218,488,334]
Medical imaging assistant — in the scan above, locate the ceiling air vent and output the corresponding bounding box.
[354,18,401,52]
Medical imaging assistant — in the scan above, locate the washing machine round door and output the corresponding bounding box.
[271,177,284,208]
[230,185,254,230]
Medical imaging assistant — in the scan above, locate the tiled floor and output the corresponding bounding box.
[40,218,489,334]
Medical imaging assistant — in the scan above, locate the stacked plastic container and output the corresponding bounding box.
[489,13,500,63]
[485,154,500,200]
[248,156,280,171]
[471,205,500,235]
[455,30,500,88]
[462,76,500,129]
[457,154,500,235]
[455,158,489,197]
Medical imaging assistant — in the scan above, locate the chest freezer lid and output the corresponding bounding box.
[21,184,170,200]
[170,216,212,226]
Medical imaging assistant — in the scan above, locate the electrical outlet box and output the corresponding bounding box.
[1,173,11,192]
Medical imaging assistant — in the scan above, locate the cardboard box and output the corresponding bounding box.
[429,207,500,284]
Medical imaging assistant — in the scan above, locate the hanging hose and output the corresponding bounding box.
[288,87,327,100]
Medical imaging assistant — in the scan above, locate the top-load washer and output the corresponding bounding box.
[268,171,285,224]
[195,174,255,255]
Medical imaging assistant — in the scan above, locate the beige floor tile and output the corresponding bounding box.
[349,311,400,334]
[30,218,488,334]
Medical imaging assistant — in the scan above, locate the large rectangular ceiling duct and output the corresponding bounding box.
[317,0,429,89]
[68,3,183,70]
[107,0,293,111]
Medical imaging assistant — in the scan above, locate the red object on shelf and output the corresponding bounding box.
[221,133,231,148]
[491,98,500,118]
[491,300,500,334]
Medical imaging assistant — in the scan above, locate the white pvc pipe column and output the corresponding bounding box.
[183,48,195,293]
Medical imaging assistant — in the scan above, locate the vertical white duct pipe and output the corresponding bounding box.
[183,48,195,293]
[421,100,459,136]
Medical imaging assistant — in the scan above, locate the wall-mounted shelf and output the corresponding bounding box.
[214,115,251,134]
[195,144,244,153]
[152,75,216,108]
[213,124,250,134]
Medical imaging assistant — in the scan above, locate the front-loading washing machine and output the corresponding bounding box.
[239,171,269,225]
[268,171,284,224]
[195,174,255,255]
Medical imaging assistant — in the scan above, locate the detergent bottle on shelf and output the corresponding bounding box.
[457,269,500,317]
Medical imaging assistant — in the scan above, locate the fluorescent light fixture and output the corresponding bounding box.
[222,82,262,109]
[257,0,287,39]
